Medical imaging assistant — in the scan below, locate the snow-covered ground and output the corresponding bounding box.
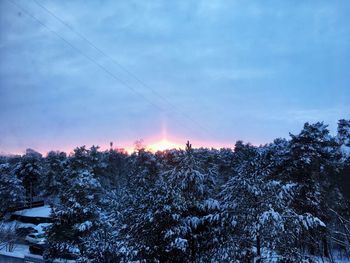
[0,206,53,261]
[13,205,51,218]
[0,243,30,259]
[0,220,36,229]
[0,244,76,262]
[314,256,350,263]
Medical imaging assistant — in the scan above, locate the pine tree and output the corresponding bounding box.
[217,147,235,183]
[118,148,162,260]
[220,141,328,261]
[4,121,348,261]
[155,141,219,262]
[14,149,43,204]
[45,146,104,261]
[45,170,103,261]
[118,142,220,262]
[102,148,128,189]
[0,163,25,214]
[337,119,350,147]
[284,122,342,257]
[42,151,67,198]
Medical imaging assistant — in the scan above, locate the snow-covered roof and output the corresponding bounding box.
[13,205,51,218]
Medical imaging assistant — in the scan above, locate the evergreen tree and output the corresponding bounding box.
[337,119,350,147]
[216,147,235,183]
[0,163,25,214]
[154,142,219,262]
[45,170,103,261]
[45,147,104,261]
[220,142,327,261]
[118,148,162,260]
[103,148,128,189]
[14,149,43,203]
[287,122,342,257]
[10,121,347,262]
[42,151,67,198]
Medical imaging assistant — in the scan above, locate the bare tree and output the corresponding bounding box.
[0,222,19,252]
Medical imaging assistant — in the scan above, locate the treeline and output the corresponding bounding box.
[1,120,350,262]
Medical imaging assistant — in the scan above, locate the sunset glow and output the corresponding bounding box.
[146,138,184,152]
[1,1,349,260]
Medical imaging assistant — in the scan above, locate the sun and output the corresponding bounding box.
[146,138,184,152]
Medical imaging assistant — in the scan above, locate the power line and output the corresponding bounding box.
[8,0,215,142]
[8,0,165,112]
[31,0,216,138]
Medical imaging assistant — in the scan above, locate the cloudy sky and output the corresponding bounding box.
[0,0,349,154]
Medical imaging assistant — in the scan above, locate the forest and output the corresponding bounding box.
[1,120,350,262]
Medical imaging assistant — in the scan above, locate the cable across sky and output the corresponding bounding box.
[9,0,216,142]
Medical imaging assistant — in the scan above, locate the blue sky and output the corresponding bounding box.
[0,0,349,153]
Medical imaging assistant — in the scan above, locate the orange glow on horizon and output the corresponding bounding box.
[2,127,237,156]
[1,138,236,156]
[146,138,185,152]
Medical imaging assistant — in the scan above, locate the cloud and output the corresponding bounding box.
[256,107,350,133]
[202,68,274,80]
[284,108,349,123]
[0,0,349,153]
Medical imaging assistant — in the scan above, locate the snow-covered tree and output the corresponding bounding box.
[119,142,220,262]
[289,122,340,177]
[45,170,103,261]
[216,147,235,183]
[159,142,220,260]
[117,148,162,260]
[81,221,123,262]
[278,122,344,258]
[338,119,350,147]
[42,151,67,197]
[102,148,128,189]
[0,163,25,214]
[13,149,43,203]
[219,141,329,262]
[45,146,104,261]
[5,121,348,262]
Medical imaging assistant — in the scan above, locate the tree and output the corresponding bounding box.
[0,163,25,214]
[42,151,67,198]
[338,119,350,147]
[220,142,328,262]
[286,122,342,258]
[119,142,220,262]
[118,148,162,260]
[216,147,235,183]
[45,170,103,261]
[156,142,219,261]
[45,146,104,261]
[6,121,348,261]
[102,148,128,189]
[14,149,43,203]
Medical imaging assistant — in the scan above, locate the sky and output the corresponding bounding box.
[0,0,349,154]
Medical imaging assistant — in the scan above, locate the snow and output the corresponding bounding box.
[340,144,350,156]
[203,198,220,210]
[259,209,282,226]
[0,220,36,229]
[313,255,350,263]
[188,216,200,229]
[1,122,349,262]
[299,214,326,229]
[173,238,188,251]
[75,220,92,231]
[0,243,76,262]
[0,243,29,258]
[34,222,52,233]
[14,205,51,218]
